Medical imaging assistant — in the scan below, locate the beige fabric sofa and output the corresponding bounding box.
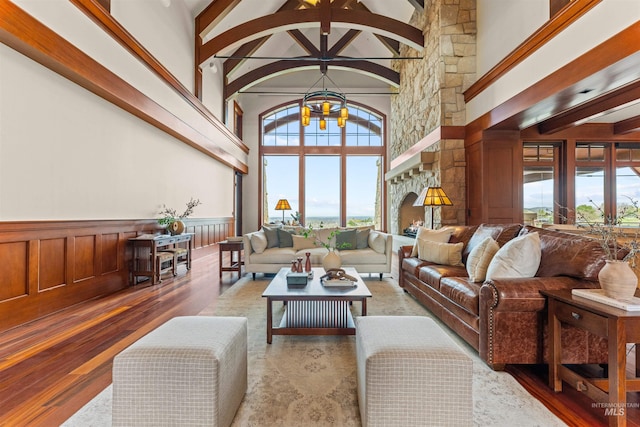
[242,226,393,279]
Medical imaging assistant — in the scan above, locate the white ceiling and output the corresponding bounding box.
[182,0,640,128]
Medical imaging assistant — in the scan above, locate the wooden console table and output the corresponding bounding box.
[129,233,193,285]
[542,289,640,427]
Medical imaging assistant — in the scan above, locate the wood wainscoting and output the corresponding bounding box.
[0,217,233,333]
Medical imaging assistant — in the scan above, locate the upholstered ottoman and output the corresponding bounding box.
[112,316,247,427]
[355,316,473,427]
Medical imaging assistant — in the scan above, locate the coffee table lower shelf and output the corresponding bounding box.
[275,299,356,336]
[266,298,363,343]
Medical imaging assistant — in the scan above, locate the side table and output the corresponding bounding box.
[541,289,640,427]
[219,240,243,278]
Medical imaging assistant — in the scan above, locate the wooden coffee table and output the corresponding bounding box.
[262,267,372,343]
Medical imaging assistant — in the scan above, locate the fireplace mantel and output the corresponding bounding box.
[385,151,435,184]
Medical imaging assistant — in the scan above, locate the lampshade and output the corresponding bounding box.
[275,198,291,223]
[413,187,453,229]
[275,199,291,211]
[322,101,331,115]
[422,187,453,206]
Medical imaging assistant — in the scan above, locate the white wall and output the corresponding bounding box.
[468,0,640,124]
[476,0,548,76]
[239,91,391,233]
[112,0,195,92]
[1,0,239,220]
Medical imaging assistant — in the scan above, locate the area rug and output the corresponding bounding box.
[62,276,566,426]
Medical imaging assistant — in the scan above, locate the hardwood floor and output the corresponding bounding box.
[0,244,638,426]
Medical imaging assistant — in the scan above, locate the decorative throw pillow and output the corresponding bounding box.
[336,229,357,250]
[417,240,464,266]
[466,237,500,282]
[250,231,268,254]
[292,234,316,251]
[355,228,370,249]
[262,226,279,249]
[486,232,541,280]
[368,231,386,254]
[315,227,338,249]
[277,228,294,248]
[411,226,454,257]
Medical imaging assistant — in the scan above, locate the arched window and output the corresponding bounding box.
[259,101,386,229]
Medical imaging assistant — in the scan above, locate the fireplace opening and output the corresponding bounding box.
[399,192,425,237]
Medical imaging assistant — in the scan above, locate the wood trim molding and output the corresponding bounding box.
[465,21,640,137]
[0,0,248,173]
[463,0,601,102]
[0,217,233,333]
[70,0,249,155]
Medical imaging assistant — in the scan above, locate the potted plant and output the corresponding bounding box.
[567,198,640,300]
[301,224,352,270]
[158,197,201,235]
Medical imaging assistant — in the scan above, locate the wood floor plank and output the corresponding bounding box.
[0,245,636,426]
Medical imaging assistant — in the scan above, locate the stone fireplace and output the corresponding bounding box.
[398,192,425,236]
[386,0,475,235]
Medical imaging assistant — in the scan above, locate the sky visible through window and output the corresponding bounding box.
[524,167,640,224]
[265,156,379,225]
[263,104,383,226]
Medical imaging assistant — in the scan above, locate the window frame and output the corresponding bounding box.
[258,99,387,229]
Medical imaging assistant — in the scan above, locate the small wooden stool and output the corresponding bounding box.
[155,251,175,283]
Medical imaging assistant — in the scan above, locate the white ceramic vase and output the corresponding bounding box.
[598,260,638,301]
[322,249,342,271]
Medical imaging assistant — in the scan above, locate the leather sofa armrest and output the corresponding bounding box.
[399,244,413,258]
[481,276,594,312]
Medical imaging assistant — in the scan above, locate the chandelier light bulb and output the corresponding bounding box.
[322,101,330,116]
[319,118,327,131]
[340,107,348,120]
[302,115,310,126]
[301,105,310,118]
[337,117,345,128]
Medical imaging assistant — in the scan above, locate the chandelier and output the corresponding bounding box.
[300,71,349,130]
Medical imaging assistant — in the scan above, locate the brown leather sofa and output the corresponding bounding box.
[398,223,609,370]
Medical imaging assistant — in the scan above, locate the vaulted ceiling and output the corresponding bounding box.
[183,0,640,135]
[188,0,423,101]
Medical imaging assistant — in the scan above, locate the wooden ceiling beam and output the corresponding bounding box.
[200,8,423,62]
[614,114,640,135]
[287,29,320,56]
[328,29,360,57]
[225,59,399,97]
[319,34,328,74]
[350,1,404,56]
[196,0,242,36]
[223,37,269,77]
[221,0,300,78]
[537,80,640,134]
[320,0,331,35]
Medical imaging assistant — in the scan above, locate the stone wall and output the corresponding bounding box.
[389,0,476,233]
